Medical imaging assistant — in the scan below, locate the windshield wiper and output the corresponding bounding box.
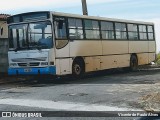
[14,47,21,52]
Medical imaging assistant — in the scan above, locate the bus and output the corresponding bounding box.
[7,11,156,77]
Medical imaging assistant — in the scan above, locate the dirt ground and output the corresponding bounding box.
[0,66,160,113]
[138,91,160,112]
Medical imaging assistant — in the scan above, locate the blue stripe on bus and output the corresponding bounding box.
[8,66,56,75]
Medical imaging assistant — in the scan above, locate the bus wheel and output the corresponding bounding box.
[72,60,84,78]
[130,55,138,71]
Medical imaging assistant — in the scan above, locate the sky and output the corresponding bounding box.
[1,0,160,52]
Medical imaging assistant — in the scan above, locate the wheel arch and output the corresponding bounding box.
[130,53,138,65]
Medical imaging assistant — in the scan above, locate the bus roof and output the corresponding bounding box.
[52,11,154,25]
[9,11,154,25]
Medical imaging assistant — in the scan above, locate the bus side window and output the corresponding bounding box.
[139,25,147,40]
[54,18,67,39]
[68,18,84,39]
[147,25,154,40]
[54,17,68,49]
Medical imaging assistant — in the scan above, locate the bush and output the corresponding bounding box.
[156,53,160,65]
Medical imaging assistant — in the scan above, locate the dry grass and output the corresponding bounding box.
[139,92,160,112]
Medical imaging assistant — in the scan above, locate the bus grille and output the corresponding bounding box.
[18,62,40,67]
[12,57,47,62]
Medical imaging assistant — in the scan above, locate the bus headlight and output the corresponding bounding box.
[50,61,54,65]
[41,62,48,66]
[9,63,17,67]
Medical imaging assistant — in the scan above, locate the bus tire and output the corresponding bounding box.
[130,55,138,71]
[72,59,84,78]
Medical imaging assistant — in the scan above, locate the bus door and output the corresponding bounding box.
[54,16,71,75]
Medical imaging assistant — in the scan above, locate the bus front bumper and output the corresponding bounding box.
[8,66,56,75]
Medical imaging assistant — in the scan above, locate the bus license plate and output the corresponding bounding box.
[24,68,32,72]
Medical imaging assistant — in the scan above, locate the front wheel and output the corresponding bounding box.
[130,55,138,71]
[72,61,84,78]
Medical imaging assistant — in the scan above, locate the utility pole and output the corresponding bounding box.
[81,0,88,15]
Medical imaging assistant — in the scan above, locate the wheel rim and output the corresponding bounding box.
[73,64,81,75]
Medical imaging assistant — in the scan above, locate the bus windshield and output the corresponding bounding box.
[9,21,53,51]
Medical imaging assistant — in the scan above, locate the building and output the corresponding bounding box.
[0,14,9,38]
[0,14,10,74]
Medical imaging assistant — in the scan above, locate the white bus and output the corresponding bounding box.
[7,11,156,77]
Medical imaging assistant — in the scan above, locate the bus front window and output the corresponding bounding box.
[9,21,53,51]
[9,24,28,50]
[28,21,53,49]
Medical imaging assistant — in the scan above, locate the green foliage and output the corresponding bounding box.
[156,53,160,65]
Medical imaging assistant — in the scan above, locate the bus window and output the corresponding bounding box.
[139,25,147,40]
[115,23,127,40]
[84,20,100,39]
[68,18,84,39]
[101,21,114,39]
[9,24,28,50]
[28,22,52,49]
[147,25,154,40]
[128,24,138,40]
[54,17,68,49]
[54,17,67,39]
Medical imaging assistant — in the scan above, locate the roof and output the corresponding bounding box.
[52,11,154,25]
[0,14,10,21]
[8,11,154,25]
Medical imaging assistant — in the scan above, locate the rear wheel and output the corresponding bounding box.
[130,55,138,71]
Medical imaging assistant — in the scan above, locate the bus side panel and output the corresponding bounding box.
[56,59,61,75]
[55,43,70,58]
[59,58,72,75]
[129,41,148,53]
[101,54,130,70]
[137,53,149,65]
[70,40,102,57]
[85,57,101,72]
[85,57,94,72]
[56,58,72,75]
[148,41,156,63]
[148,53,156,63]
[102,41,129,55]
[55,42,71,75]
[92,57,101,71]
[149,41,156,53]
